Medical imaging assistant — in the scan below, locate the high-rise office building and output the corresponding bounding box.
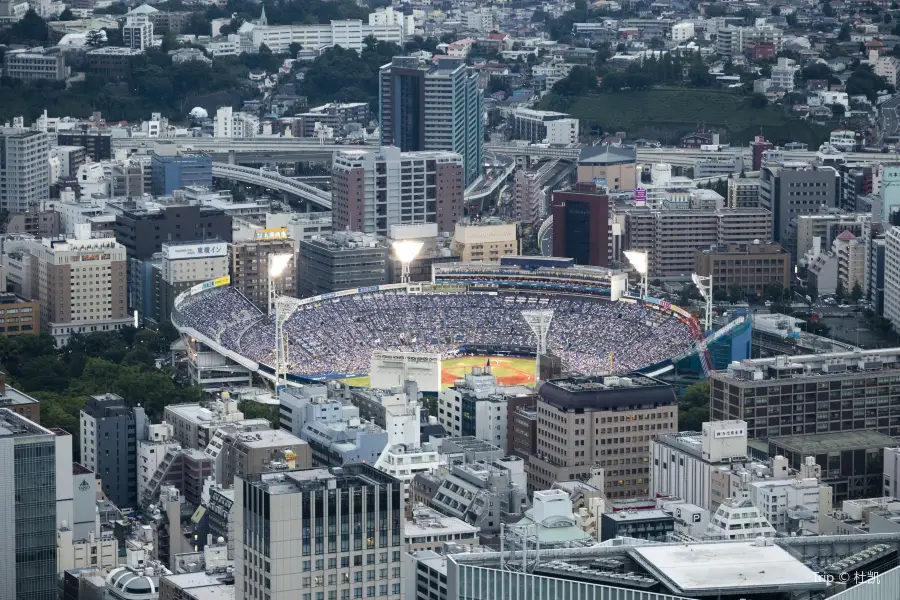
[526,374,678,498]
[0,128,50,213]
[759,162,839,251]
[379,56,483,186]
[332,145,465,235]
[230,232,297,310]
[234,464,406,600]
[551,186,610,267]
[0,409,61,600]
[80,393,147,508]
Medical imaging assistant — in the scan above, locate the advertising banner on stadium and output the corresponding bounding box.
[370,351,442,393]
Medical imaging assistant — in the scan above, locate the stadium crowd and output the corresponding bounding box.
[176,288,696,377]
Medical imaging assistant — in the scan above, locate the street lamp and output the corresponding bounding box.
[393,240,424,284]
[692,272,713,333]
[268,253,293,316]
[624,250,648,299]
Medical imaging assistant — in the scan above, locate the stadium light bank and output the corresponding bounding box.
[393,240,424,284]
[624,250,648,299]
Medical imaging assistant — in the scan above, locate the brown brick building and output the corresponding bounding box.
[694,241,791,298]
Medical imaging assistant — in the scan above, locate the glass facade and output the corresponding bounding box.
[14,438,56,600]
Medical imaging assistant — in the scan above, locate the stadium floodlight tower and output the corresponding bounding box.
[623,250,648,299]
[267,253,293,316]
[692,272,714,332]
[393,239,424,284]
[522,309,553,384]
[273,295,294,390]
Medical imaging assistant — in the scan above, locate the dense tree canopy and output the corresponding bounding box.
[0,327,202,459]
[678,382,709,432]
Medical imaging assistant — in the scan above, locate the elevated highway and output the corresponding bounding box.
[114,137,376,163]
[212,163,332,209]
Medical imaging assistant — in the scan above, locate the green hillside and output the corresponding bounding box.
[539,88,830,148]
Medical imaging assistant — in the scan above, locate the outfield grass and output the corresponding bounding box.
[540,88,830,148]
[338,356,536,389]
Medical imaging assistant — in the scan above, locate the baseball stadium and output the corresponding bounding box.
[172,257,728,390]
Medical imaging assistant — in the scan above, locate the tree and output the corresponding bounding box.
[885,12,894,24]
[822,1,836,18]
[829,102,846,118]
[771,6,781,15]
[58,7,75,21]
[288,42,303,57]
[705,4,727,17]
[729,284,744,303]
[678,382,710,431]
[552,65,597,96]
[86,29,106,48]
[801,62,832,81]
[846,66,893,102]
[764,282,785,303]
[838,23,851,42]
[749,92,768,108]
[851,282,863,302]
[835,279,846,302]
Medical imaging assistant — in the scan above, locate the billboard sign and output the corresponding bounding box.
[163,243,227,260]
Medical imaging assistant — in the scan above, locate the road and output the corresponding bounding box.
[877,95,900,147]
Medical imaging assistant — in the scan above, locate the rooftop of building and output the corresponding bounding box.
[603,509,672,522]
[160,570,232,590]
[442,436,503,455]
[540,373,674,411]
[768,430,897,454]
[0,408,54,438]
[303,232,385,251]
[87,46,144,55]
[578,144,637,165]
[0,293,36,306]
[698,241,788,256]
[406,505,480,537]
[0,382,40,408]
[717,349,900,383]
[231,428,305,449]
[630,539,825,596]
[245,464,399,495]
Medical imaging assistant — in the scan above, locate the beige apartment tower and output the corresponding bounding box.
[22,235,129,346]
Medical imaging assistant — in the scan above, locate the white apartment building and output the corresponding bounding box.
[671,21,694,43]
[884,227,900,333]
[371,390,440,494]
[0,127,50,213]
[437,364,533,452]
[123,14,154,51]
[250,20,403,54]
[706,493,777,540]
[510,108,580,145]
[770,57,799,92]
[874,54,900,87]
[214,107,260,138]
[748,458,833,534]
[137,422,181,503]
[650,420,750,511]
[369,6,415,37]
